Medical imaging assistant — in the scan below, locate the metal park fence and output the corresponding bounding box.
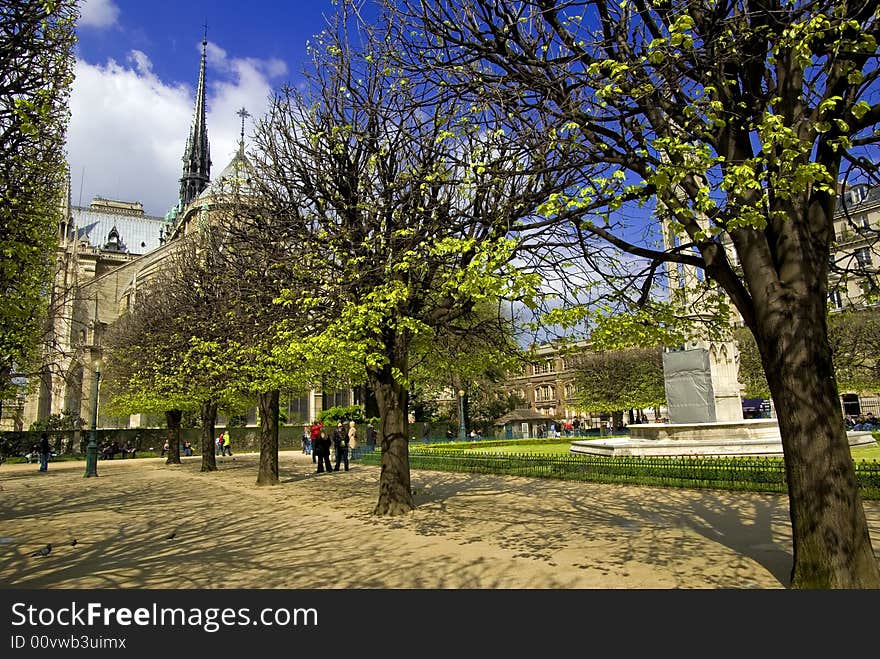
[354,448,880,500]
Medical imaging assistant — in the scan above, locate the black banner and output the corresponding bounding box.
[0,588,874,654]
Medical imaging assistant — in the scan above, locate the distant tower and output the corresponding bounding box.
[178,32,212,210]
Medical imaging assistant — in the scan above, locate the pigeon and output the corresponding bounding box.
[165,531,176,540]
[70,538,77,547]
[31,543,51,557]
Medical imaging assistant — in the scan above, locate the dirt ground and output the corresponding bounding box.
[1,451,879,589]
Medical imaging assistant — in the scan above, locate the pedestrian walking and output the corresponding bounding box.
[38,432,51,472]
[222,431,232,456]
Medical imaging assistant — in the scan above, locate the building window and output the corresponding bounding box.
[564,384,576,399]
[829,288,843,309]
[855,247,872,267]
[534,385,555,402]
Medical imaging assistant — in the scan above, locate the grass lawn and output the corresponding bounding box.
[2,451,163,465]
[451,436,880,462]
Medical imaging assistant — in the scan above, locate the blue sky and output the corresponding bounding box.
[69,0,374,217]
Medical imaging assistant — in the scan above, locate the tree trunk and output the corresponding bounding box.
[370,331,414,515]
[164,409,182,465]
[256,389,279,486]
[755,298,880,588]
[200,399,217,473]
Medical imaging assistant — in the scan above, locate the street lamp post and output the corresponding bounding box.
[84,357,102,478]
[458,389,467,441]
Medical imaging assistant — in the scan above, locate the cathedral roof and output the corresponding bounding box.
[73,203,166,255]
[193,143,253,203]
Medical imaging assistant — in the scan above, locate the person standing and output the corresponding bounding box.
[183,440,193,457]
[309,420,323,464]
[222,430,232,456]
[332,422,349,471]
[38,432,51,472]
[348,420,358,451]
[366,423,377,450]
[302,426,311,455]
[315,429,332,473]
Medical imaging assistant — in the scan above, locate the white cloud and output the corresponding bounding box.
[67,42,286,217]
[78,0,120,29]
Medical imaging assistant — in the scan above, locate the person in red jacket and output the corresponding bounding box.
[309,421,323,464]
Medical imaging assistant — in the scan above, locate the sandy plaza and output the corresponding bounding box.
[3,451,879,590]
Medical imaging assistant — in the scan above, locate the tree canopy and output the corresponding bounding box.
[388,0,880,587]
[243,9,562,513]
[828,305,880,394]
[0,1,77,401]
[573,347,665,413]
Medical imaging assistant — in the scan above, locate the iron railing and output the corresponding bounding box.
[353,448,880,500]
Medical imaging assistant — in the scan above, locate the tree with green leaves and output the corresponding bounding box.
[393,0,880,587]
[246,8,566,514]
[732,326,771,399]
[407,299,525,430]
[102,232,235,471]
[573,347,665,419]
[738,306,880,399]
[204,156,318,486]
[0,1,77,405]
[828,306,880,395]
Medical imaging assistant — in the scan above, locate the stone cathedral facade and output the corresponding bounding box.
[1,36,332,432]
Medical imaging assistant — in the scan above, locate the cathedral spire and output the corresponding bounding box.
[178,31,211,209]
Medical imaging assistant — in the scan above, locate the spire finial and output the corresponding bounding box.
[202,20,208,45]
[178,27,212,209]
[236,107,251,146]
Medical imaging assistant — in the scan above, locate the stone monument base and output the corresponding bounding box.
[569,419,877,457]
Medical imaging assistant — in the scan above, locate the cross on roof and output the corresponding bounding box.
[236,107,251,144]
